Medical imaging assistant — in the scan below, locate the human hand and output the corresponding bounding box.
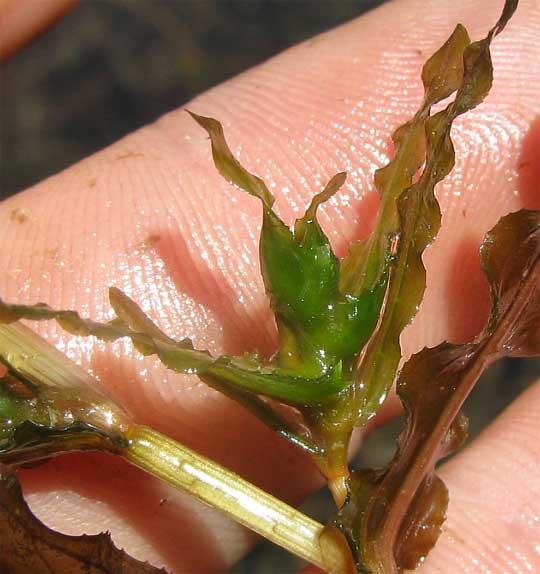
[1,0,539,572]
[0,0,77,60]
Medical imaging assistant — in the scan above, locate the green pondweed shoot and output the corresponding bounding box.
[1,1,538,573]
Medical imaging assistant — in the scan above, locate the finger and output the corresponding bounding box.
[419,381,540,573]
[0,0,78,60]
[1,0,539,571]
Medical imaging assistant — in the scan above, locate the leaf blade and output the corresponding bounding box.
[332,207,539,573]
[0,464,168,574]
[187,110,275,208]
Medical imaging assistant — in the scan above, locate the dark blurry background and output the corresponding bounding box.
[0,1,537,572]
[1,0,383,198]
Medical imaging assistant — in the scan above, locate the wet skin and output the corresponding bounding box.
[1,0,539,571]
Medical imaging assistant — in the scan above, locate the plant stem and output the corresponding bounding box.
[0,323,355,571]
[0,322,98,390]
[124,424,353,573]
[0,322,130,432]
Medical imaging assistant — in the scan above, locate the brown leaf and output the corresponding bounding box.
[332,206,539,574]
[0,463,169,574]
[480,209,540,356]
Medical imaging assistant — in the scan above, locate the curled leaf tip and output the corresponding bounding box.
[303,171,347,222]
[491,0,519,37]
[187,109,275,208]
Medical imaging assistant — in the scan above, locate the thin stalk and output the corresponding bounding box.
[124,424,353,573]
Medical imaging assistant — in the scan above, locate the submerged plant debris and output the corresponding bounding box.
[0,463,169,574]
[329,208,540,573]
[0,0,536,572]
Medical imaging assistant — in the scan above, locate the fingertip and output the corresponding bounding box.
[0,0,78,61]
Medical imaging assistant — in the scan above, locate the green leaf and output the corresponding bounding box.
[0,291,353,406]
[331,207,539,573]
[339,23,471,300]
[350,0,517,428]
[0,3,524,532]
[187,111,275,208]
[190,112,387,386]
[264,174,386,376]
[421,24,471,103]
[314,23,478,464]
[109,289,323,450]
[0,463,168,574]
[189,114,390,478]
[259,182,342,374]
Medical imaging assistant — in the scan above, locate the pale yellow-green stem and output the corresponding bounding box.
[124,424,353,573]
[0,322,99,389]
